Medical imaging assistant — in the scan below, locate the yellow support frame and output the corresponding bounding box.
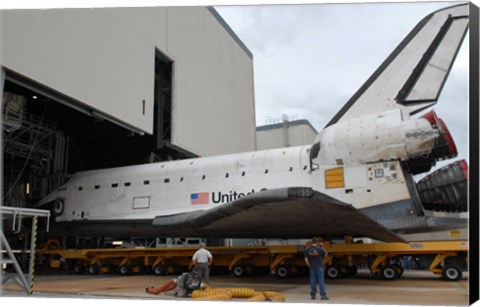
[370,255,388,274]
[429,252,458,275]
[228,255,251,271]
[270,255,294,272]
[37,239,468,279]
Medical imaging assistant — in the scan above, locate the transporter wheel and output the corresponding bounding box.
[325,265,342,279]
[132,265,145,275]
[73,264,85,275]
[165,263,179,275]
[275,265,292,278]
[153,264,166,276]
[381,265,398,280]
[143,266,153,275]
[100,265,114,274]
[232,265,248,277]
[442,265,462,281]
[87,264,100,275]
[119,265,132,276]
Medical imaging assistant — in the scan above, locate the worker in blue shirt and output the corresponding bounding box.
[304,237,329,300]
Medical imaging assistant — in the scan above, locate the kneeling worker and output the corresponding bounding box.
[146,267,205,297]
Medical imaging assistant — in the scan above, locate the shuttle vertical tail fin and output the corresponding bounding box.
[325,4,469,127]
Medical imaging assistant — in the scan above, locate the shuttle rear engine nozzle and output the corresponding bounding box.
[421,110,458,161]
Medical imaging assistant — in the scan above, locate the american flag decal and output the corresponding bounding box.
[191,192,209,205]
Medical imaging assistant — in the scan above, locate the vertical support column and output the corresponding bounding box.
[0,229,30,294]
[28,216,38,295]
[0,66,5,101]
[282,115,290,148]
[1,66,5,209]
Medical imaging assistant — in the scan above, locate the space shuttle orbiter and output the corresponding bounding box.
[35,4,470,242]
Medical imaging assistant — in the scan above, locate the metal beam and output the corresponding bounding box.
[0,66,5,98]
[1,66,5,210]
[0,230,31,294]
[0,206,50,295]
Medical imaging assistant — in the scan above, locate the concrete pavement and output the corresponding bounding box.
[1,269,470,306]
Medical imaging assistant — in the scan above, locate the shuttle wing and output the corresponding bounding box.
[325,3,469,127]
[153,187,405,242]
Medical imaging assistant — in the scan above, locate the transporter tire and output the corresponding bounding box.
[119,265,132,276]
[275,265,292,278]
[165,263,179,275]
[442,265,462,281]
[325,265,342,279]
[101,265,114,274]
[73,264,85,275]
[87,264,100,275]
[232,265,248,277]
[143,265,153,275]
[153,264,166,276]
[132,265,145,275]
[381,265,398,280]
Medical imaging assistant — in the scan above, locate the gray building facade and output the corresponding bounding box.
[1,6,255,207]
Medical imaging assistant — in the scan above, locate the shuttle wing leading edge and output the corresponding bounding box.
[325,3,469,127]
[153,187,405,242]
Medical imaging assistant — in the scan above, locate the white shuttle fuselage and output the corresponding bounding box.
[35,4,469,241]
[38,109,459,236]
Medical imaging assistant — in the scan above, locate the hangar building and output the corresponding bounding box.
[1,6,256,209]
[256,116,318,150]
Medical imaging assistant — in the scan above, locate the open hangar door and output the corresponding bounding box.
[2,68,190,212]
